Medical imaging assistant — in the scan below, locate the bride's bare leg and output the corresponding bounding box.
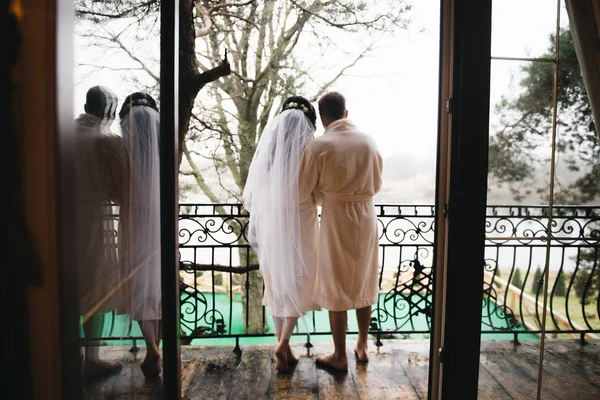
[138,320,161,378]
[275,317,298,372]
[273,316,284,341]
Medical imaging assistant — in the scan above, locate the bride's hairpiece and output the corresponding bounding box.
[128,98,149,108]
[119,92,159,120]
[285,102,309,114]
[281,95,316,128]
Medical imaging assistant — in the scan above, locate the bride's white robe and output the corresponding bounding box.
[298,119,383,312]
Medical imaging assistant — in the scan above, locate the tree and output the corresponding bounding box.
[75,0,412,333]
[532,266,543,294]
[511,268,524,290]
[554,270,567,297]
[489,28,599,204]
[573,249,600,305]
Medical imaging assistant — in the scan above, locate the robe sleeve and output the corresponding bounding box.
[374,151,383,194]
[111,143,131,207]
[101,135,131,207]
[298,146,320,205]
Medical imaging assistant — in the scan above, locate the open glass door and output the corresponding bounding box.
[63,0,180,397]
[479,0,600,398]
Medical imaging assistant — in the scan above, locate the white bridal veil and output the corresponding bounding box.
[120,104,162,324]
[243,108,316,324]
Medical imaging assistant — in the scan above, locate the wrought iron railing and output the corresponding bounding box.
[91,203,600,346]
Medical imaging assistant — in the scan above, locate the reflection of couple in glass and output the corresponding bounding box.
[74,86,162,379]
[244,92,383,372]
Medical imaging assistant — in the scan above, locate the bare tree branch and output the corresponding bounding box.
[312,43,374,101]
[191,57,232,93]
[108,30,159,83]
[195,0,258,37]
[289,0,388,29]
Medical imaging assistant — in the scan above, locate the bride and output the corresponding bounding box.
[118,92,162,378]
[243,96,321,372]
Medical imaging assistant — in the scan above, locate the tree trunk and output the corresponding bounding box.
[239,248,265,334]
[179,0,197,166]
[179,0,231,166]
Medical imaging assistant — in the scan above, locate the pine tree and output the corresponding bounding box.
[554,271,567,296]
[532,266,544,294]
[512,269,524,290]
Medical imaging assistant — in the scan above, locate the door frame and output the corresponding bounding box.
[160,0,182,397]
[430,0,492,399]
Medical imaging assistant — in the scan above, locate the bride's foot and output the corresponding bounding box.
[274,341,289,372]
[286,346,299,367]
[141,353,161,379]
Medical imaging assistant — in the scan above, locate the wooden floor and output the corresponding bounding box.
[83,339,600,399]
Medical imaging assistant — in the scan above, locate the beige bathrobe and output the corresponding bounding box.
[298,119,383,311]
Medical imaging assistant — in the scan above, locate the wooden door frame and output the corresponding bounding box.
[430,1,492,399]
[9,0,81,398]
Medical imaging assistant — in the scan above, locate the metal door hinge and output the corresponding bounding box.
[438,346,444,363]
[445,98,453,114]
[443,202,449,219]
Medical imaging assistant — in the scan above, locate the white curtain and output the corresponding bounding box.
[566,0,600,140]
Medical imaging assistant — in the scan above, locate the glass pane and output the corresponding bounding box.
[481,59,555,397]
[492,0,558,59]
[73,1,164,396]
[488,60,554,205]
[541,61,600,398]
[485,12,600,396]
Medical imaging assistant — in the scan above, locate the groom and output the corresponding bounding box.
[298,91,383,371]
[74,85,131,378]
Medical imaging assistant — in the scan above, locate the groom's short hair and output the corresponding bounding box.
[85,85,118,122]
[318,92,346,121]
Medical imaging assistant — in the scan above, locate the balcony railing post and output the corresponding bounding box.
[305,333,312,349]
[233,336,242,356]
[512,332,521,347]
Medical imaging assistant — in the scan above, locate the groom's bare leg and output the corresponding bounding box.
[316,310,348,371]
[355,306,371,362]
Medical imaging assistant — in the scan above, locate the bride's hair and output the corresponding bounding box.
[119,92,159,120]
[281,96,317,128]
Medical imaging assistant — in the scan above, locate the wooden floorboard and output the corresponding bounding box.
[477,365,512,400]
[394,342,430,399]
[271,347,319,399]
[542,340,600,389]
[82,339,600,399]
